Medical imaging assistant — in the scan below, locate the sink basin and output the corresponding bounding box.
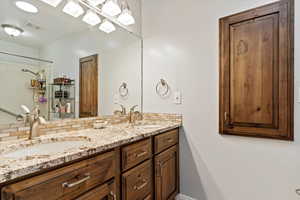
[3,141,88,159]
[131,122,163,129]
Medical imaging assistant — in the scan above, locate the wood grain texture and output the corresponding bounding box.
[122,160,152,200]
[219,0,294,140]
[75,180,115,200]
[122,138,152,172]
[1,151,115,200]
[154,129,178,154]
[79,54,98,118]
[155,145,179,200]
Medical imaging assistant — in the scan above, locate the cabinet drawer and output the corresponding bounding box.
[75,179,116,200]
[2,151,116,200]
[122,160,152,200]
[122,138,151,171]
[154,129,178,154]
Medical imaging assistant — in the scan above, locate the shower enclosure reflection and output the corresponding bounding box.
[0,53,52,124]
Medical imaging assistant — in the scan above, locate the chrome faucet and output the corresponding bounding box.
[129,105,142,124]
[21,105,46,140]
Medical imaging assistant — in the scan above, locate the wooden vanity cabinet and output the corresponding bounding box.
[1,128,180,200]
[1,151,116,200]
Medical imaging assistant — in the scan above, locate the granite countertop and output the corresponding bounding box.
[0,119,181,184]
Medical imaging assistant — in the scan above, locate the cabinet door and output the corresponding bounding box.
[219,0,294,140]
[155,145,179,200]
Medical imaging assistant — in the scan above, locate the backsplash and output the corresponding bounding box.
[0,113,182,141]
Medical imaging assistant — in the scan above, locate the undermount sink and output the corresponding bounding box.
[2,140,88,159]
[131,122,163,129]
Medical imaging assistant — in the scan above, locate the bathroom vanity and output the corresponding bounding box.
[0,114,181,200]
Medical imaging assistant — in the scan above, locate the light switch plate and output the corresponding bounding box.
[174,91,182,104]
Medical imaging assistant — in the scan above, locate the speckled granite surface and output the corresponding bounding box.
[0,114,182,184]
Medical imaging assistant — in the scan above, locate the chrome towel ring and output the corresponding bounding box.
[156,79,169,97]
[119,82,129,97]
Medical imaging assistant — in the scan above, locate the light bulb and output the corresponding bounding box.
[99,20,116,33]
[102,0,121,16]
[40,0,63,7]
[82,10,101,26]
[63,0,84,18]
[1,24,24,37]
[87,0,105,6]
[15,1,39,13]
[117,8,135,25]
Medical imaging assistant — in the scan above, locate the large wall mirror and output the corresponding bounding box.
[0,0,142,125]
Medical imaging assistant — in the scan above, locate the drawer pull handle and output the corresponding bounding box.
[133,179,148,191]
[62,173,90,188]
[165,138,173,143]
[135,151,147,158]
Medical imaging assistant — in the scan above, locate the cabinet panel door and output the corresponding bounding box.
[219,0,294,140]
[155,145,178,200]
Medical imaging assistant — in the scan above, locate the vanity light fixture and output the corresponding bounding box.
[99,19,115,33]
[15,1,39,13]
[82,10,101,26]
[63,0,84,18]
[1,24,24,37]
[102,0,121,16]
[118,8,135,25]
[40,0,63,7]
[87,0,105,6]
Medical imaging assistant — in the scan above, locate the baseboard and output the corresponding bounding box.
[176,193,197,200]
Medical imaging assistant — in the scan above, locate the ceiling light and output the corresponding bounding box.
[1,24,24,37]
[63,0,84,18]
[87,0,105,6]
[15,1,38,13]
[118,8,135,25]
[82,10,101,26]
[39,0,63,7]
[102,0,121,16]
[99,20,115,33]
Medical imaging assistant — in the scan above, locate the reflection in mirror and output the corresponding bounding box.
[0,0,142,125]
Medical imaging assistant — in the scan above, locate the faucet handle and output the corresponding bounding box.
[130,105,138,112]
[115,103,126,115]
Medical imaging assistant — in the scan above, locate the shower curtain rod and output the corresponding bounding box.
[0,51,54,64]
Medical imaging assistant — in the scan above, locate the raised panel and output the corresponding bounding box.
[155,145,178,200]
[219,0,294,140]
[229,14,279,128]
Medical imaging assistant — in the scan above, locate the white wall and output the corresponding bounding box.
[40,29,141,117]
[142,0,300,199]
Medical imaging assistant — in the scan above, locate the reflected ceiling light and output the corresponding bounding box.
[118,8,135,25]
[102,0,121,16]
[99,19,115,33]
[87,0,105,6]
[63,0,84,18]
[1,24,24,37]
[40,0,63,7]
[15,1,39,13]
[82,10,101,26]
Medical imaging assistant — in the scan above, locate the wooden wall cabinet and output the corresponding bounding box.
[219,0,294,140]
